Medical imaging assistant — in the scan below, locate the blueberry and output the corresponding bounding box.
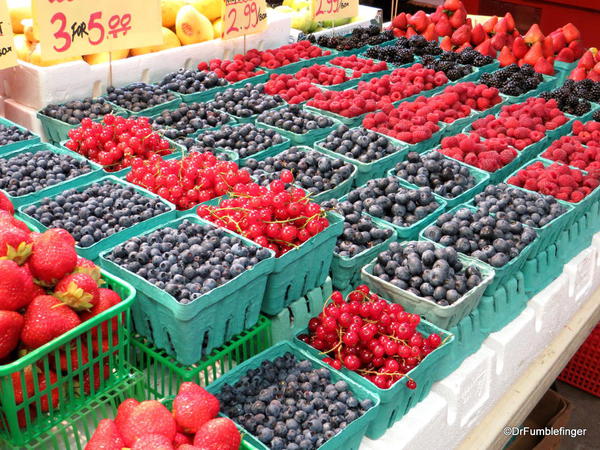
[41,98,113,124]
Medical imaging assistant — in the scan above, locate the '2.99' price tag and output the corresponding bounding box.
[312,0,358,22]
[222,0,268,40]
[33,0,162,61]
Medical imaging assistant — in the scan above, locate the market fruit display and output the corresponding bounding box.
[438,133,518,173]
[298,284,447,385]
[194,123,286,159]
[344,177,441,228]
[215,351,374,446]
[423,207,537,267]
[393,151,477,199]
[319,126,403,163]
[105,83,178,113]
[257,105,334,135]
[0,149,92,197]
[198,178,331,256]
[241,147,354,196]
[64,115,173,172]
[106,218,272,301]
[23,180,171,248]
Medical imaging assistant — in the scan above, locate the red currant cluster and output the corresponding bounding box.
[64,115,172,172]
[197,172,329,256]
[298,285,442,390]
[125,152,251,210]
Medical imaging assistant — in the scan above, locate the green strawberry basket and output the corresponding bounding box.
[0,143,103,208]
[0,269,136,447]
[314,128,409,188]
[294,313,454,440]
[98,214,276,366]
[18,176,177,261]
[0,117,41,154]
[205,341,380,450]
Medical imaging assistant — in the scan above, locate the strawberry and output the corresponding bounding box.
[422,23,438,42]
[56,342,90,372]
[47,228,76,247]
[82,363,111,395]
[80,288,122,339]
[408,10,428,33]
[73,256,102,283]
[119,400,177,447]
[556,47,575,63]
[53,273,99,311]
[0,191,14,214]
[503,13,516,32]
[534,57,555,76]
[474,40,495,58]
[562,23,581,43]
[28,230,77,287]
[21,295,81,349]
[443,0,461,11]
[0,311,24,359]
[440,36,453,52]
[86,419,125,450]
[490,32,507,51]
[449,8,466,29]
[173,383,219,434]
[131,434,174,450]
[482,16,498,34]
[498,46,516,67]
[570,67,587,81]
[524,24,544,45]
[470,24,486,46]
[38,369,59,412]
[174,432,193,447]
[193,418,241,450]
[450,24,471,46]
[178,445,200,450]
[512,37,529,59]
[391,13,407,30]
[569,40,586,59]
[579,50,596,70]
[0,226,33,265]
[542,36,554,58]
[0,260,35,311]
[0,210,30,233]
[523,42,544,66]
[115,398,139,432]
[434,15,452,37]
[551,30,567,54]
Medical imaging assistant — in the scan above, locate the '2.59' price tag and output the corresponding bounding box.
[312,0,358,22]
[222,0,268,40]
[33,0,162,61]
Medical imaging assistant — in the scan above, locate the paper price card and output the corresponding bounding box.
[222,0,268,40]
[0,0,17,69]
[312,0,358,21]
[33,0,162,60]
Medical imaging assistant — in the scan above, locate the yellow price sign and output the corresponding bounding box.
[222,0,268,40]
[0,0,17,70]
[32,0,162,61]
[312,0,358,22]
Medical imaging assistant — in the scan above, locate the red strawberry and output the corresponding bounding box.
[178,446,200,450]
[82,363,111,395]
[86,419,125,450]
[556,47,575,63]
[449,8,466,29]
[570,67,587,81]
[56,342,90,372]
[470,24,486,46]
[80,288,122,339]
[131,434,174,450]
[482,16,498,34]
[73,256,102,283]
[422,23,438,42]
[434,15,452,37]
[193,418,241,450]
[451,24,471,46]
[524,24,544,45]
[503,12,516,32]
[173,383,220,434]
[440,36,453,52]
[119,400,177,447]
[579,50,596,70]
[534,57,555,76]
[392,13,407,30]
[490,32,507,51]
[542,36,554,58]
[0,210,29,233]
[115,398,139,432]
[498,46,517,67]
[443,0,461,11]
[47,228,76,246]
[408,10,428,33]
[562,23,581,43]
[0,191,14,214]
[53,273,99,311]
[523,42,544,66]
[551,30,567,54]
[0,311,24,359]
[474,39,495,58]
[174,432,193,446]
[38,369,59,412]
[0,226,33,265]
[0,259,35,311]
[29,230,77,287]
[569,40,586,59]
[512,37,528,59]
[21,295,82,349]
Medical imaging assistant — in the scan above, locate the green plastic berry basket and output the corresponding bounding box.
[388,150,491,210]
[0,143,103,208]
[260,210,344,316]
[340,178,449,241]
[1,366,146,450]
[360,241,495,330]
[98,214,276,366]
[329,216,397,293]
[269,277,332,344]
[476,60,501,74]
[554,60,578,84]
[17,175,176,261]
[418,203,537,293]
[0,269,136,447]
[260,53,337,75]
[205,341,380,450]
[255,104,342,145]
[314,128,409,188]
[13,212,40,232]
[36,105,129,145]
[0,117,41,154]
[129,316,272,399]
[295,314,454,440]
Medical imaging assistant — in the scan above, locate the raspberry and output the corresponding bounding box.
[570,191,585,202]
[479,158,498,172]
[557,174,576,188]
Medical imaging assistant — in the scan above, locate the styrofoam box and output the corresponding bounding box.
[288,5,380,40]
[1,12,291,110]
[3,98,45,137]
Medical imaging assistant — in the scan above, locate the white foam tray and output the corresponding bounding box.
[0,12,291,110]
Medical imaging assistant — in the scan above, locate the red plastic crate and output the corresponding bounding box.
[558,324,600,397]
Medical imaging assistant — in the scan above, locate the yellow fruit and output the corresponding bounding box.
[187,0,221,22]
[176,5,213,45]
[8,0,31,34]
[131,27,181,56]
[212,18,223,38]
[83,49,130,65]
[161,0,186,28]
[13,34,34,61]
[29,44,81,67]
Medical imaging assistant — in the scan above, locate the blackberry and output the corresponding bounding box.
[593,109,600,122]
[540,80,597,116]
[313,26,393,51]
[479,64,543,96]
[364,45,415,65]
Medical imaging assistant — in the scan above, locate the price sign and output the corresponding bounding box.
[33,0,162,60]
[312,0,358,22]
[222,0,268,40]
[0,0,17,69]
